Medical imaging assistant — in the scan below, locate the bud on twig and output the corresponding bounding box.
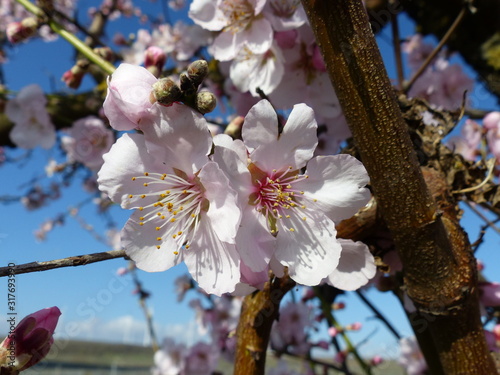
[144,46,166,78]
[187,60,208,86]
[151,78,182,106]
[6,17,39,44]
[195,91,216,114]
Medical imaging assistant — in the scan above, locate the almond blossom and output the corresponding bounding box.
[189,0,272,61]
[97,103,241,295]
[5,84,56,149]
[61,116,114,170]
[102,63,158,131]
[213,100,371,287]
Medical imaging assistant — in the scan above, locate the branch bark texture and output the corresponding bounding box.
[233,275,295,375]
[301,0,497,373]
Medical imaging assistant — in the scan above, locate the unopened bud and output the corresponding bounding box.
[180,72,196,96]
[62,59,90,89]
[6,17,39,44]
[224,116,244,139]
[144,46,166,78]
[152,78,182,106]
[196,91,216,114]
[187,60,208,86]
[93,47,114,62]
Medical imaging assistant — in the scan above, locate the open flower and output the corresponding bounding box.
[213,100,370,286]
[98,103,241,295]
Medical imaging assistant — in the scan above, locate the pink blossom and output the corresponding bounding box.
[479,282,500,307]
[121,29,152,65]
[263,0,308,32]
[152,338,187,375]
[229,43,284,97]
[398,337,427,375]
[325,239,376,291]
[184,342,220,375]
[402,34,436,71]
[271,301,314,356]
[97,103,242,295]
[447,119,482,161]
[61,116,114,170]
[0,307,61,371]
[5,84,56,149]
[144,46,167,75]
[213,100,370,287]
[484,112,500,160]
[103,63,158,131]
[189,0,272,61]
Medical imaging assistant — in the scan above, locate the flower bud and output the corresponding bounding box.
[6,17,39,44]
[93,47,114,62]
[0,307,61,372]
[151,78,182,106]
[224,116,244,139]
[144,46,167,78]
[195,91,216,114]
[187,60,208,86]
[62,60,90,89]
[179,73,196,96]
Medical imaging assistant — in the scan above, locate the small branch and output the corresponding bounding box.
[465,201,500,237]
[389,1,404,90]
[355,290,402,340]
[15,0,115,75]
[403,4,469,93]
[452,158,495,194]
[0,250,126,277]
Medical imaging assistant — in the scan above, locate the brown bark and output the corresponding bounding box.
[301,0,498,374]
[233,275,295,375]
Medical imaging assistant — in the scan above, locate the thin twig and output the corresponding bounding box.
[355,290,402,340]
[389,1,404,90]
[403,5,469,93]
[452,158,495,194]
[0,250,126,277]
[464,201,500,236]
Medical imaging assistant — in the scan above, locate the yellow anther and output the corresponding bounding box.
[272,169,277,172]
[270,229,276,233]
[289,228,295,232]
[156,227,160,231]
[313,199,318,202]
[161,215,166,219]
[179,206,184,210]
[170,218,176,222]
[185,245,190,249]
[139,222,144,226]
[301,205,306,209]
[173,234,177,239]
[156,245,161,249]
[173,251,179,255]
[166,190,171,194]
[191,214,196,218]
[162,174,167,178]
[300,191,305,194]
[290,203,296,207]
[302,217,307,221]
[139,207,144,211]
[129,194,133,198]
[157,212,162,216]
[167,203,174,209]
[144,172,149,176]
[141,194,146,198]
[286,184,291,189]
[278,215,283,219]
[173,211,178,215]
[156,237,162,241]
[131,177,136,181]
[288,166,292,169]
[177,231,182,235]
[182,190,187,194]
[143,183,148,187]
[160,194,166,198]
[139,216,145,221]
[286,215,291,218]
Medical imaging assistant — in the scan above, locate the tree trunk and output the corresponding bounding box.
[301,0,498,373]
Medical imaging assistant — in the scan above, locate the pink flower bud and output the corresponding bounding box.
[346,322,362,331]
[328,327,340,337]
[6,17,39,44]
[483,111,500,131]
[371,355,383,366]
[332,302,346,310]
[0,307,61,371]
[144,46,167,77]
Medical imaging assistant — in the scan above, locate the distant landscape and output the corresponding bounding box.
[24,340,406,375]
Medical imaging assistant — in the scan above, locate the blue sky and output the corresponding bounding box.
[1,0,499,364]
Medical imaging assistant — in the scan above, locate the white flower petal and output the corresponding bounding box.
[251,103,317,171]
[275,211,341,286]
[241,100,278,153]
[184,220,240,296]
[122,211,181,272]
[327,239,376,291]
[199,161,241,244]
[297,154,370,223]
[144,103,212,176]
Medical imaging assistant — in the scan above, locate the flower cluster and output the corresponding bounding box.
[97,64,374,296]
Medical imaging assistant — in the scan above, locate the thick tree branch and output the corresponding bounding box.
[301,0,497,373]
